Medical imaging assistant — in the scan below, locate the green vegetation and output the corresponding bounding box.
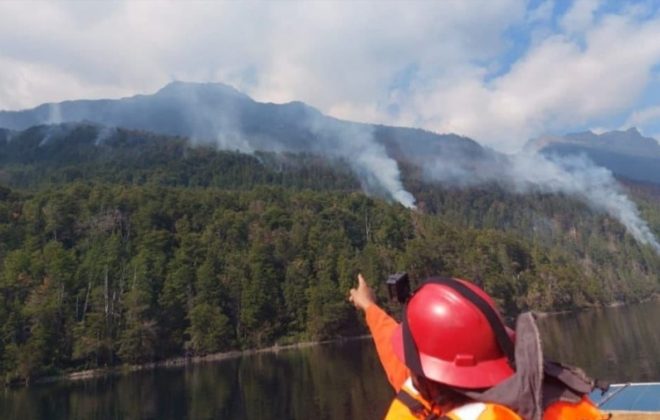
[0,125,659,385]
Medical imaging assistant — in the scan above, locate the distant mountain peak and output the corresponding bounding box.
[155,80,251,100]
[526,127,660,185]
[562,127,646,143]
[598,127,643,139]
[570,130,595,137]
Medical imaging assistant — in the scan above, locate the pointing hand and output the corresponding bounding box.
[349,273,376,312]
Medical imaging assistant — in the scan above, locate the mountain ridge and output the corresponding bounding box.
[0,81,470,147]
[2,81,659,190]
[0,81,486,157]
[0,81,504,207]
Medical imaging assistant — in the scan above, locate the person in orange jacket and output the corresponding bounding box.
[349,274,607,420]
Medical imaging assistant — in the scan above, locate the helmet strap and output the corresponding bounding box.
[402,301,425,376]
[402,277,516,375]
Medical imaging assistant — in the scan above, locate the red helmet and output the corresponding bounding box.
[392,277,514,389]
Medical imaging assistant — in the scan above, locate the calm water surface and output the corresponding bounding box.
[2,301,660,419]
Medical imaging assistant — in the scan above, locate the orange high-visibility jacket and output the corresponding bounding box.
[365,305,606,420]
[385,377,521,419]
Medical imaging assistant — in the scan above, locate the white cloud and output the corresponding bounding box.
[0,1,524,113]
[1,1,660,155]
[624,105,660,128]
[392,10,660,152]
[560,0,601,33]
[527,0,554,24]
[0,56,134,110]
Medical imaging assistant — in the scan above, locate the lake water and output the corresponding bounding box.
[2,301,660,419]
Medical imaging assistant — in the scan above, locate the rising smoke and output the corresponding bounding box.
[299,111,660,252]
[420,145,660,253]
[38,123,72,147]
[304,114,416,208]
[195,94,659,252]
[94,126,117,145]
[46,103,62,125]
[165,83,416,208]
[508,152,660,253]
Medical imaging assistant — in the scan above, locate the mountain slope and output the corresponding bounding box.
[0,81,492,167]
[0,123,360,191]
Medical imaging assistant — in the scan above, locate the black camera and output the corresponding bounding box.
[386,272,411,304]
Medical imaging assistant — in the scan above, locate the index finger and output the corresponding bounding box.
[358,273,366,286]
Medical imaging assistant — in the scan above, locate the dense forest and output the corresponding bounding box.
[0,124,659,385]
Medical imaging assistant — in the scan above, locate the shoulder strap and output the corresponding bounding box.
[394,387,447,420]
[396,388,427,416]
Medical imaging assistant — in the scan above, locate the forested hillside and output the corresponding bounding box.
[0,124,358,191]
[0,124,659,385]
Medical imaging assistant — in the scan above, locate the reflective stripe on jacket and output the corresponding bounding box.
[384,378,521,420]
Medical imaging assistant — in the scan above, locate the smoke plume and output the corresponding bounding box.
[422,148,660,253]
[94,126,117,145]
[304,115,416,208]
[38,123,72,147]
[510,152,660,253]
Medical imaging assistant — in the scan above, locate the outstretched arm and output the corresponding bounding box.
[349,274,408,391]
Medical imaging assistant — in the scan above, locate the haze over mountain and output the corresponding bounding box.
[0,81,503,209]
[0,81,491,166]
[528,128,660,185]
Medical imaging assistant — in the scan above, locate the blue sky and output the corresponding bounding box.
[1,0,660,151]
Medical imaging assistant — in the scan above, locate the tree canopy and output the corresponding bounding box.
[0,126,658,385]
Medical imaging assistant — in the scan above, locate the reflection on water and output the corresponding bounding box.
[538,300,660,383]
[1,302,659,419]
[0,339,393,420]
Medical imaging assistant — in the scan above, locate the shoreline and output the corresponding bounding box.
[33,335,372,386]
[531,293,660,319]
[24,296,660,387]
